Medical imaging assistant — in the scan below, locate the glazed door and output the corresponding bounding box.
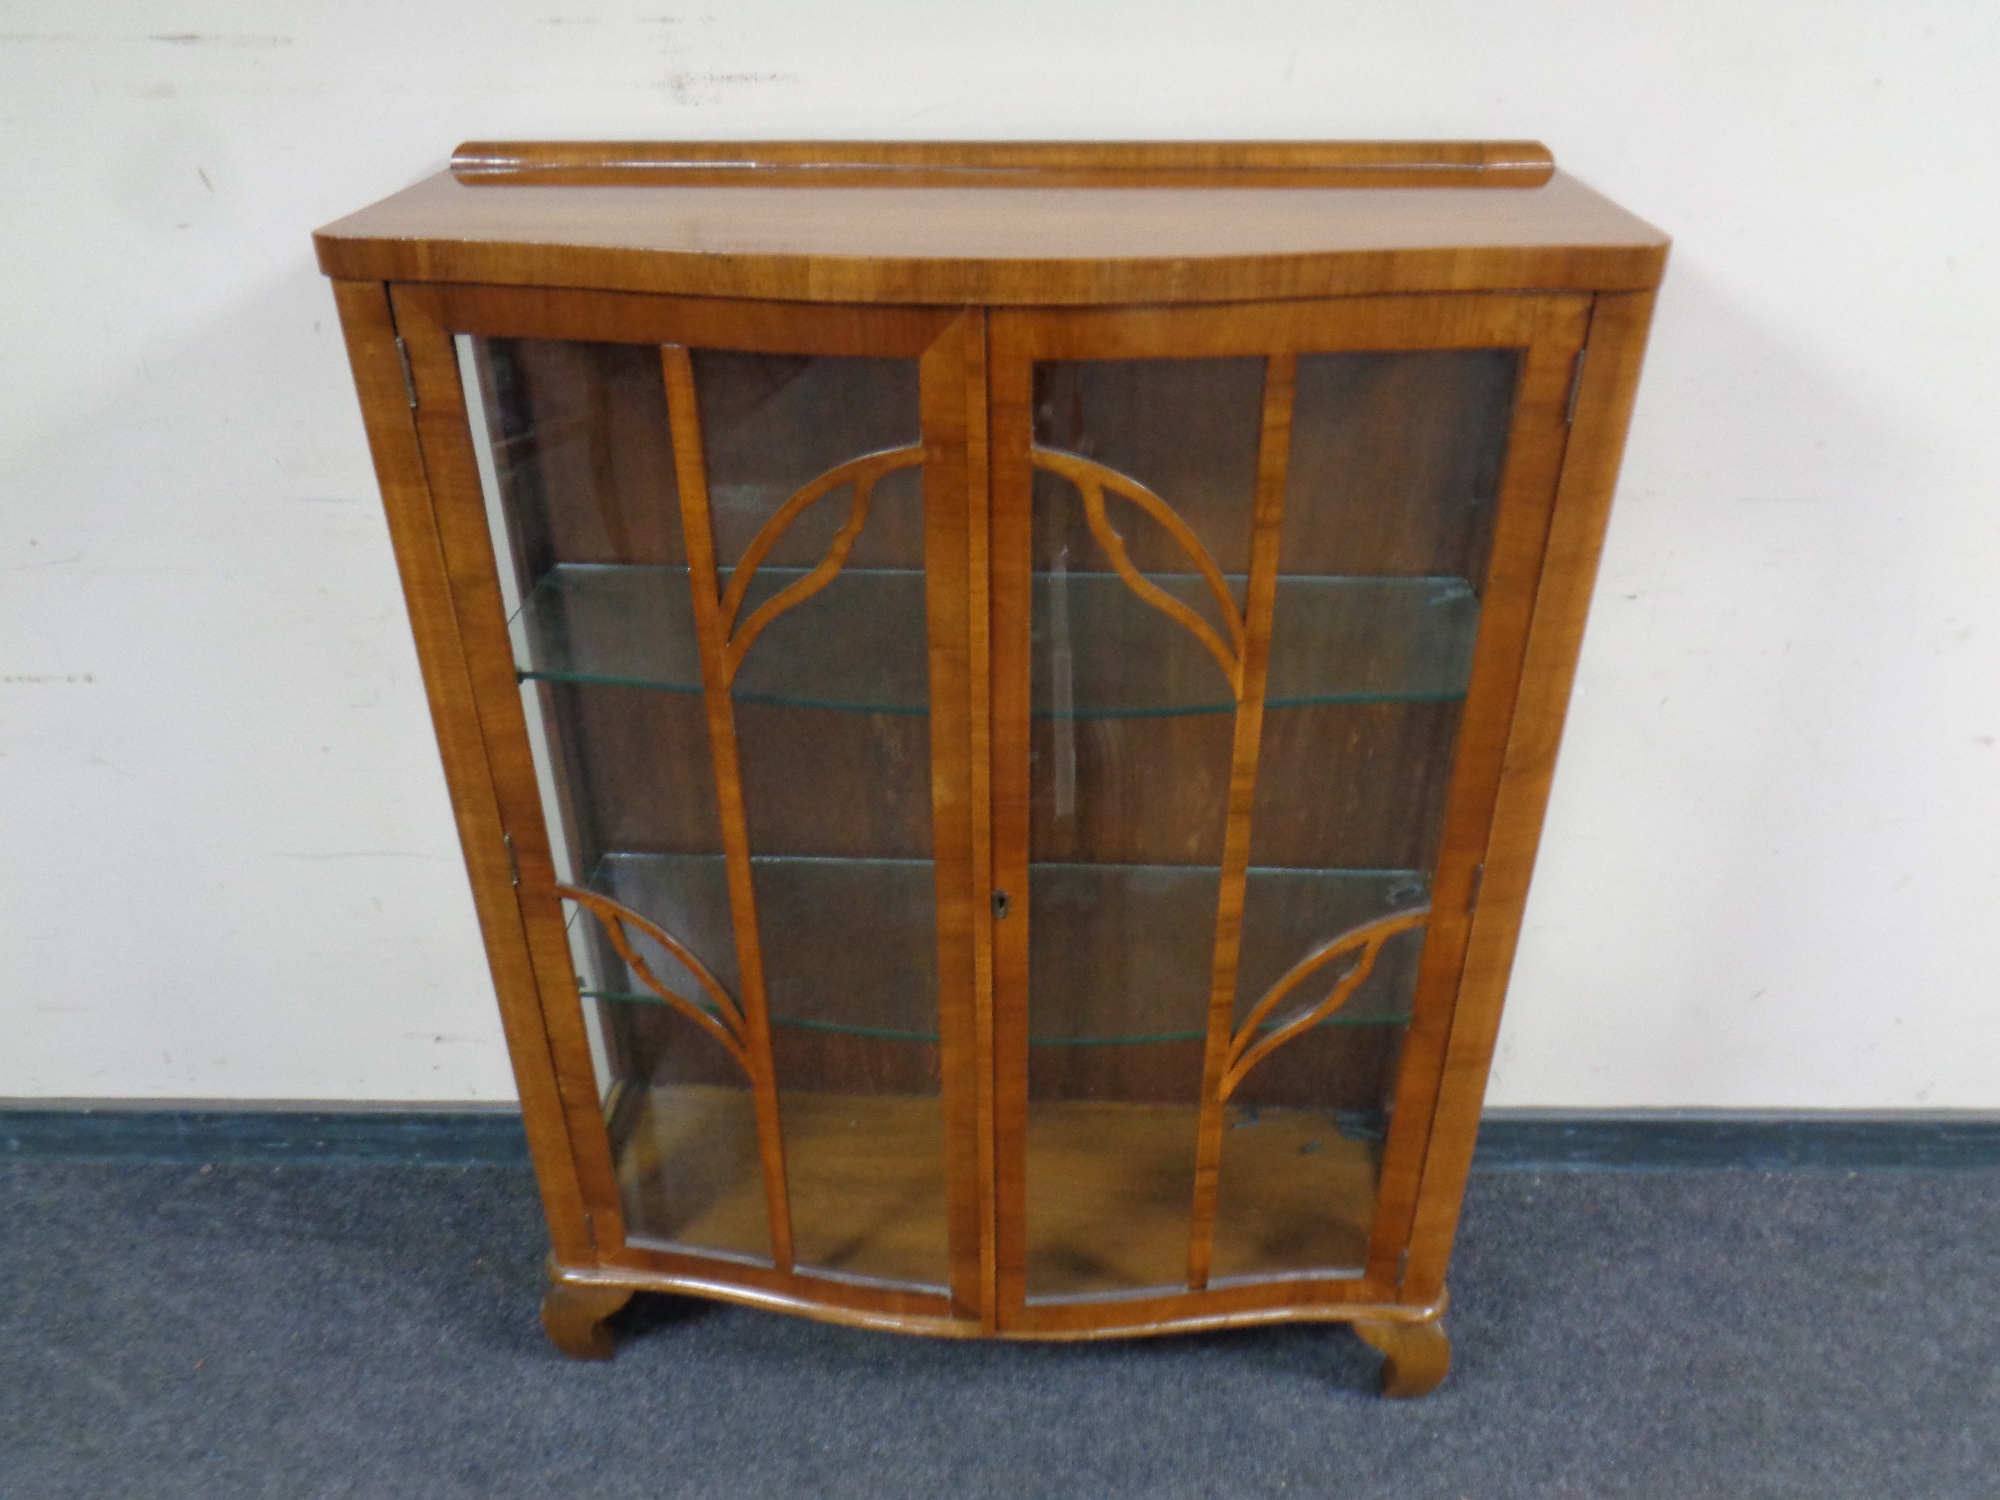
[392,286,986,1326]
[988,296,1592,1332]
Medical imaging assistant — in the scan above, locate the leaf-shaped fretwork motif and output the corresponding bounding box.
[1030,446,1248,694]
[717,444,927,682]
[557,884,750,1073]
[1218,907,1431,1099]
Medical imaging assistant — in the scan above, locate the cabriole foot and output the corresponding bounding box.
[541,1276,634,1361]
[1353,1316,1450,1399]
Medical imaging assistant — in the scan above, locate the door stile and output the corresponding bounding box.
[657,345,798,1274]
[919,311,990,1323]
[1185,354,1298,1290]
[960,313,1002,1333]
[986,312,1037,1323]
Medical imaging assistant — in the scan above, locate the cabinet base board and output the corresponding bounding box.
[546,1256,1446,1344]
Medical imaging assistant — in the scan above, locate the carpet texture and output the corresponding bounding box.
[3,1161,1996,1498]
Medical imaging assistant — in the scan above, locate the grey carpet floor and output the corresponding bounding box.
[3,1162,1996,1499]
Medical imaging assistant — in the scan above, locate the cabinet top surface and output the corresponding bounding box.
[314,145,1667,305]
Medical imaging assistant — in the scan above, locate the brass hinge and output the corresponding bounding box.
[502,832,520,888]
[1564,348,1587,425]
[585,1212,599,1252]
[395,335,417,410]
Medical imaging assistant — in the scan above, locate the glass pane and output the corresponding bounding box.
[1213,348,1518,1283]
[692,348,946,1290]
[693,350,924,569]
[464,336,948,1290]
[464,335,768,1261]
[1279,349,1519,578]
[1024,358,1262,1299]
[1022,348,1517,1298]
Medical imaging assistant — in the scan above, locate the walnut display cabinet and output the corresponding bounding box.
[317,140,1665,1398]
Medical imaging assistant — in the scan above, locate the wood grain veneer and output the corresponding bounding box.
[323,142,1666,1396]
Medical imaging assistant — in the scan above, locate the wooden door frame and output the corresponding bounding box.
[985,292,1596,1336]
[371,281,988,1327]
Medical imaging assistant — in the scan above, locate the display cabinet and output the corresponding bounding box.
[317,140,1666,1397]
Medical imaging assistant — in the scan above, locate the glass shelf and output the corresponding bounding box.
[511,565,931,716]
[573,853,1422,1045]
[576,852,939,1042]
[511,563,1478,718]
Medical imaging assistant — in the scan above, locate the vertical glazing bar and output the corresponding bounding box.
[660,344,796,1272]
[1187,354,1298,1289]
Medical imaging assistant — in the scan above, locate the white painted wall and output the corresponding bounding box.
[3,1,1996,1106]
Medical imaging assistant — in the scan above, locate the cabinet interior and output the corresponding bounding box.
[461,329,1516,1300]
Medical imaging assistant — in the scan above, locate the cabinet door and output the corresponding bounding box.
[391,286,985,1323]
[988,296,1591,1331]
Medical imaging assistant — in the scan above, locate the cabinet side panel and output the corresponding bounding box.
[1360,301,1591,1287]
[1400,290,1659,1304]
[392,288,634,1248]
[328,280,593,1262]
